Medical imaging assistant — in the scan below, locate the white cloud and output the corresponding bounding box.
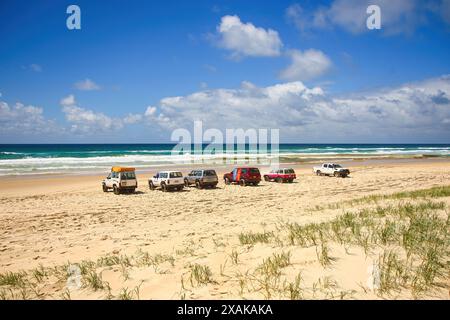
[216,15,283,58]
[203,64,217,72]
[74,78,101,91]
[286,0,429,35]
[60,94,76,107]
[0,100,58,134]
[30,64,43,72]
[142,75,450,142]
[279,49,332,81]
[60,95,121,133]
[123,113,143,124]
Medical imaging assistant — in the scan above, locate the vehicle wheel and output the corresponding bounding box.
[334,172,339,177]
[239,179,246,186]
[264,175,270,182]
[224,177,231,185]
[161,183,167,192]
[288,179,293,183]
[212,184,218,189]
[184,179,189,187]
[149,181,155,190]
[131,188,136,193]
[276,177,283,183]
[316,170,321,176]
[195,180,203,189]
[102,184,108,192]
[113,185,120,195]
[253,181,259,186]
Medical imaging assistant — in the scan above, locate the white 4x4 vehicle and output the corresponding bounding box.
[102,167,138,194]
[148,171,184,192]
[313,163,350,178]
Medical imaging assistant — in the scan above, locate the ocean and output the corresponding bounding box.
[0,144,449,176]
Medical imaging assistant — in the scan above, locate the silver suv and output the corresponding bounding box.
[184,169,218,189]
[148,171,184,192]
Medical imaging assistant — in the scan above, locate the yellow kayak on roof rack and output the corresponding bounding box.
[111,166,135,172]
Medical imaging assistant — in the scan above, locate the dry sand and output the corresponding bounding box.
[0,160,449,300]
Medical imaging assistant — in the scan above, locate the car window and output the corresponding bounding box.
[285,169,294,174]
[121,172,136,180]
[250,168,259,174]
[334,164,342,168]
[204,170,216,176]
[170,172,182,178]
[160,173,167,178]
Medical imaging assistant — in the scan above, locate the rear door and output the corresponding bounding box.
[202,170,218,183]
[170,172,184,185]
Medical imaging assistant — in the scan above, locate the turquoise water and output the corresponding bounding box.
[0,144,449,176]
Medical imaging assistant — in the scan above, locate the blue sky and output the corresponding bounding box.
[1,0,450,143]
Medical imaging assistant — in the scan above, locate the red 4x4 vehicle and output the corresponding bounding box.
[263,168,296,183]
[223,167,261,186]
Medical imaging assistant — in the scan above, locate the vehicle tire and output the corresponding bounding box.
[253,181,259,186]
[288,179,293,183]
[195,180,203,189]
[224,177,231,185]
[131,188,136,193]
[316,170,321,176]
[102,184,108,192]
[161,183,167,192]
[334,172,339,177]
[276,177,283,183]
[184,179,189,187]
[239,179,246,186]
[113,185,120,195]
[149,181,155,190]
[212,183,218,189]
[264,175,270,182]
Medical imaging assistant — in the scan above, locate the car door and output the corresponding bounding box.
[105,173,113,188]
[160,172,167,185]
[153,173,160,186]
[193,171,200,183]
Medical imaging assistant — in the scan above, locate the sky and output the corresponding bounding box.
[0,0,450,143]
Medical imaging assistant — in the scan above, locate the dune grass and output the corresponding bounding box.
[310,185,450,211]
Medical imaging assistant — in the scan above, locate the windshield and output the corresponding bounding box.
[333,164,342,168]
[250,168,260,174]
[285,169,295,174]
[120,172,136,180]
[170,172,182,178]
[204,170,216,176]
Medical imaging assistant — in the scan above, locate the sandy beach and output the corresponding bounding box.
[0,159,449,300]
